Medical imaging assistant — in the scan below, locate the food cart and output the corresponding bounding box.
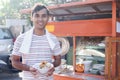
[20,0,120,80]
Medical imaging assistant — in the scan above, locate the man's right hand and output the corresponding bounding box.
[29,67,38,77]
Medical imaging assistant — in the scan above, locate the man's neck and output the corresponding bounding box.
[33,28,45,36]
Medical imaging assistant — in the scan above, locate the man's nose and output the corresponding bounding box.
[38,16,43,21]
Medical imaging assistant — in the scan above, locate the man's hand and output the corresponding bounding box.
[46,67,55,76]
[29,67,39,77]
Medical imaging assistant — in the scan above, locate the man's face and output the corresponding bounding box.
[31,9,49,29]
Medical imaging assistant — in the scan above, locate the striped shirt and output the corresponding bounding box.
[12,32,61,80]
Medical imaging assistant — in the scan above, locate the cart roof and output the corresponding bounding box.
[20,0,120,16]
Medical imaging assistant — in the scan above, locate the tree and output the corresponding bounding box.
[0,0,60,25]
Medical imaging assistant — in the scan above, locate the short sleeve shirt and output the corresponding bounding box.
[12,33,61,80]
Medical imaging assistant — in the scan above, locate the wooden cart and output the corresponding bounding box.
[46,0,120,80]
[20,0,120,80]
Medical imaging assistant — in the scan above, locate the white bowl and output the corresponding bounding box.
[32,62,53,74]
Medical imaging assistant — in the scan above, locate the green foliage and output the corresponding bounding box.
[0,0,51,24]
[0,0,64,24]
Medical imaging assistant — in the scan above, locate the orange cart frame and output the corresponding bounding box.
[46,0,120,80]
[20,0,120,80]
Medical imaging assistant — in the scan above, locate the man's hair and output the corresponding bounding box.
[31,3,49,16]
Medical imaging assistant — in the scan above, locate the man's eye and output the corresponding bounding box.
[34,14,48,18]
[42,14,47,17]
[35,14,39,17]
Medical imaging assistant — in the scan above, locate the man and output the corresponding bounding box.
[11,3,61,80]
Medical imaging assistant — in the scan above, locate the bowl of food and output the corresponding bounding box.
[32,61,53,74]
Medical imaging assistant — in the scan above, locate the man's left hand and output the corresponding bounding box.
[46,67,55,76]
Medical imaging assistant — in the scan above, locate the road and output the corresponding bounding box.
[0,73,22,80]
